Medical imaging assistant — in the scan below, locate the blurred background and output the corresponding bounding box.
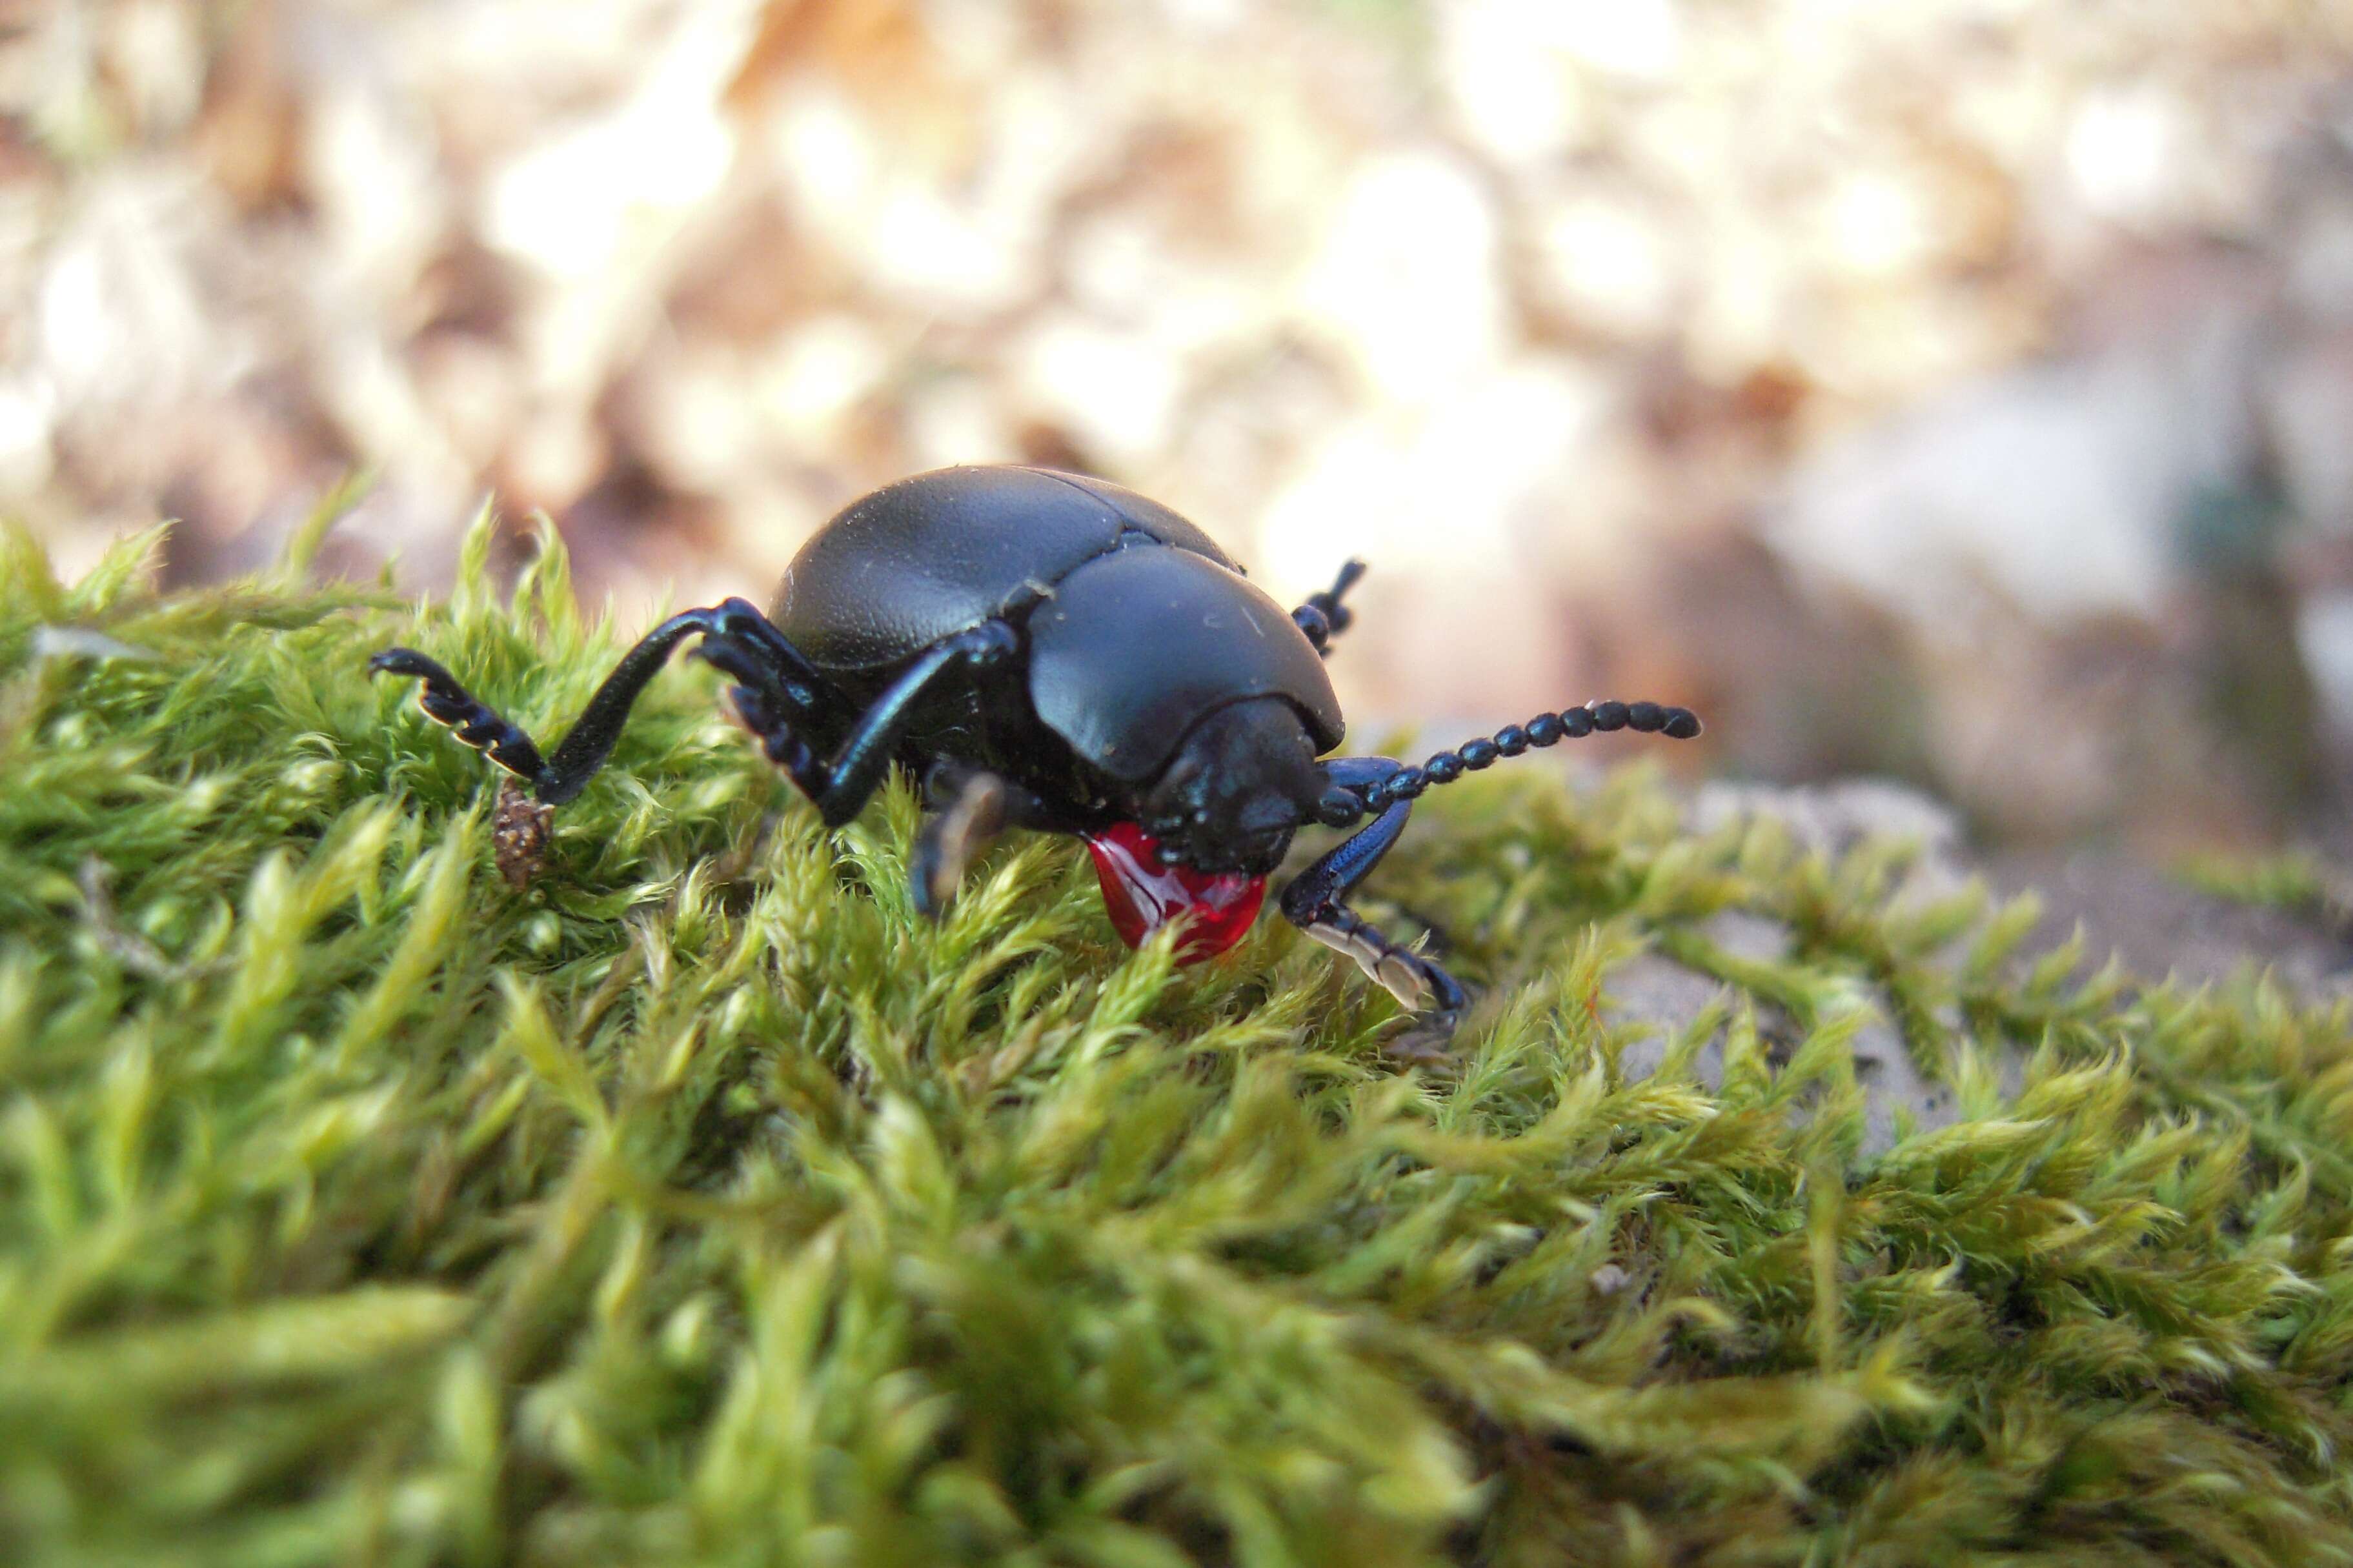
[8,0,2353,857]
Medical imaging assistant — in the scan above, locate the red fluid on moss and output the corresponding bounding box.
[1082,822,1266,962]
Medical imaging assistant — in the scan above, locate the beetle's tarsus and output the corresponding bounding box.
[1297,907,1460,1015]
[727,683,820,783]
[370,647,549,782]
[1297,903,1469,1056]
[1300,910,1426,1007]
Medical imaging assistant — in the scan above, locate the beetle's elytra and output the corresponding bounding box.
[371,465,1701,1056]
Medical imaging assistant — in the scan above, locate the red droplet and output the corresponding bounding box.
[1082,821,1266,963]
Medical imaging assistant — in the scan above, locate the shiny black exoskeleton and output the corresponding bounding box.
[372,465,1701,1054]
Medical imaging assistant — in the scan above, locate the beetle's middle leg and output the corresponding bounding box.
[723,619,1020,829]
[908,762,1089,918]
[1290,559,1366,656]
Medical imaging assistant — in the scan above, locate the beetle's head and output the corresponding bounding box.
[1135,698,1324,877]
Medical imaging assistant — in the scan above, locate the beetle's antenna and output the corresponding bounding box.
[1292,558,1367,654]
[1320,700,1702,821]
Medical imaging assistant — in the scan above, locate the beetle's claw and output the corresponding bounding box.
[1384,1019,1462,1070]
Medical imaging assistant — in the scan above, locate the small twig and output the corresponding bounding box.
[77,859,220,982]
[32,627,157,663]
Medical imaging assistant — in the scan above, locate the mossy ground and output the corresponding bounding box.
[5,507,2353,1567]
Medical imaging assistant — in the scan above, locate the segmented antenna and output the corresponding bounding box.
[1322,699,1702,822]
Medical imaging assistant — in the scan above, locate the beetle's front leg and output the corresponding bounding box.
[725,621,1020,829]
[1282,758,1466,1062]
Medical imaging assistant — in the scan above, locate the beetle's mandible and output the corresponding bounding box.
[371,465,1701,1055]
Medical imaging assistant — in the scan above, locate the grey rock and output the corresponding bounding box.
[1606,779,2353,1155]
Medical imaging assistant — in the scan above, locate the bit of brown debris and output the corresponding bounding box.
[492,780,554,890]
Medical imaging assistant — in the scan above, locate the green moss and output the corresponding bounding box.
[2173,850,2332,918]
[3,505,2352,1566]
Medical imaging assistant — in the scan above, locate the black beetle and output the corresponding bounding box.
[372,465,1700,1054]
